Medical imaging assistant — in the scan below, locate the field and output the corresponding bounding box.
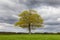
[0,34,60,40]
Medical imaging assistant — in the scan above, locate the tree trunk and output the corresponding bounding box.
[28,9,32,34]
[28,24,31,34]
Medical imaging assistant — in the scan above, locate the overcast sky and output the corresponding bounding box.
[0,0,60,33]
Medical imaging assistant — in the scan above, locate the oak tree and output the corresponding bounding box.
[15,10,43,34]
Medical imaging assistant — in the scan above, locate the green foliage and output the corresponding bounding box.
[15,10,43,28]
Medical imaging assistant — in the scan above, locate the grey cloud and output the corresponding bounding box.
[32,25,60,32]
[24,0,60,8]
[0,15,18,24]
[44,18,60,25]
[0,0,60,32]
[0,23,27,32]
[44,25,60,32]
[0,0,27,24]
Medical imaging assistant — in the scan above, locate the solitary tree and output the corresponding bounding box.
[15,10,43,34]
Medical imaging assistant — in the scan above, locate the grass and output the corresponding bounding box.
[0,34,60,40]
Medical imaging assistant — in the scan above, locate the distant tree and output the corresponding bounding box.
[15,10,44,34]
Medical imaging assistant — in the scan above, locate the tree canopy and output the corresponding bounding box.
[15,10,44,34]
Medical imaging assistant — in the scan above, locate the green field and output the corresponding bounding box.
[0,34,60,40]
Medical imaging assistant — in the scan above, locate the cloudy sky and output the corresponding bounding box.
[0,0,60,33]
